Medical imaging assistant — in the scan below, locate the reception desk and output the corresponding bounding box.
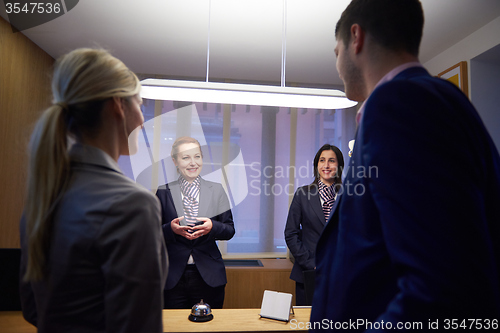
[0,308,311,333]
[0,312,35,333]
[0,260,299,332]
[224,259,295,308]
[163,308,310,332]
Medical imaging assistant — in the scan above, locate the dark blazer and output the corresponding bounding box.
[284,185,326,283]
[310,67,500,330]
[156,178,235,289]
[20,144,168,333]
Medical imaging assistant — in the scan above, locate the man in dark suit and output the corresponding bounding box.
[310,0,500,331]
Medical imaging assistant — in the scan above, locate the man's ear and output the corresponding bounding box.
[350,24,365,55]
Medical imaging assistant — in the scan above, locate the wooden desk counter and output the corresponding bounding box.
[0,312,36,333]
[0,308,311,333]
[163,308,311,333]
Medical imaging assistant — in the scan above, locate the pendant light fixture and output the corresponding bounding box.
[140,0,357,110]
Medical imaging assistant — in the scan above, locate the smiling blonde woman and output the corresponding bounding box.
[156,136,235,309]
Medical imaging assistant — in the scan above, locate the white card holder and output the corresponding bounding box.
[259,290,294,322]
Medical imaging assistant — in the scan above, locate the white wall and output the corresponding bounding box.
[423,15,500,99]
[423,15,500,153]
[470,59,500,152]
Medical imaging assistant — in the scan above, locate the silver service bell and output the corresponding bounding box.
[188,299,214,322]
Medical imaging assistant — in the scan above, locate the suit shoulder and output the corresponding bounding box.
[295,184,317,197]
[155,182,178,203]
[66,170,160,219]
[72,166,155,200]
[200,178,222,189]
[109,175,159,205]
[117,187,159,209]
[157,180,179,191]
[378,71,464,99]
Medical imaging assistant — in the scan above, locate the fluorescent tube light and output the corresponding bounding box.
[140,79,357,110]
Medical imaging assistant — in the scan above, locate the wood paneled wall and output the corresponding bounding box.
[0,17,54,248]
[224,259,295,309]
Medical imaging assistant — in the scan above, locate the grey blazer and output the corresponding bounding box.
[20,144,168,333]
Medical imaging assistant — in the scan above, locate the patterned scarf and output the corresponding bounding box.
[179,176,201,226]
[318,180,336,222]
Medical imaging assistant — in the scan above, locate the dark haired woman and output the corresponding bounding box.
[284,144,344,305]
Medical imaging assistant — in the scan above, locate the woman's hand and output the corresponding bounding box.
[170,216,193,239]
[188,217,213,240]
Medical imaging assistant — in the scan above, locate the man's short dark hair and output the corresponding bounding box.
[335,0,424,56]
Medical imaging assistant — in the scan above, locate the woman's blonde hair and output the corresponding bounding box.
[171,136,203,161]
[24,48,140,281]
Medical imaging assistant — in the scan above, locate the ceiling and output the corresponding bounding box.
[2,0,500,88]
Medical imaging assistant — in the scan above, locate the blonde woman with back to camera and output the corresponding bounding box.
[19,48,168,333]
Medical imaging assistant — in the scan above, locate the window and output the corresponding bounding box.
[118,99,356,258]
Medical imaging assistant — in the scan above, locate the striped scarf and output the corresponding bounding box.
[179,176,201,226]
[318,180,336,222]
